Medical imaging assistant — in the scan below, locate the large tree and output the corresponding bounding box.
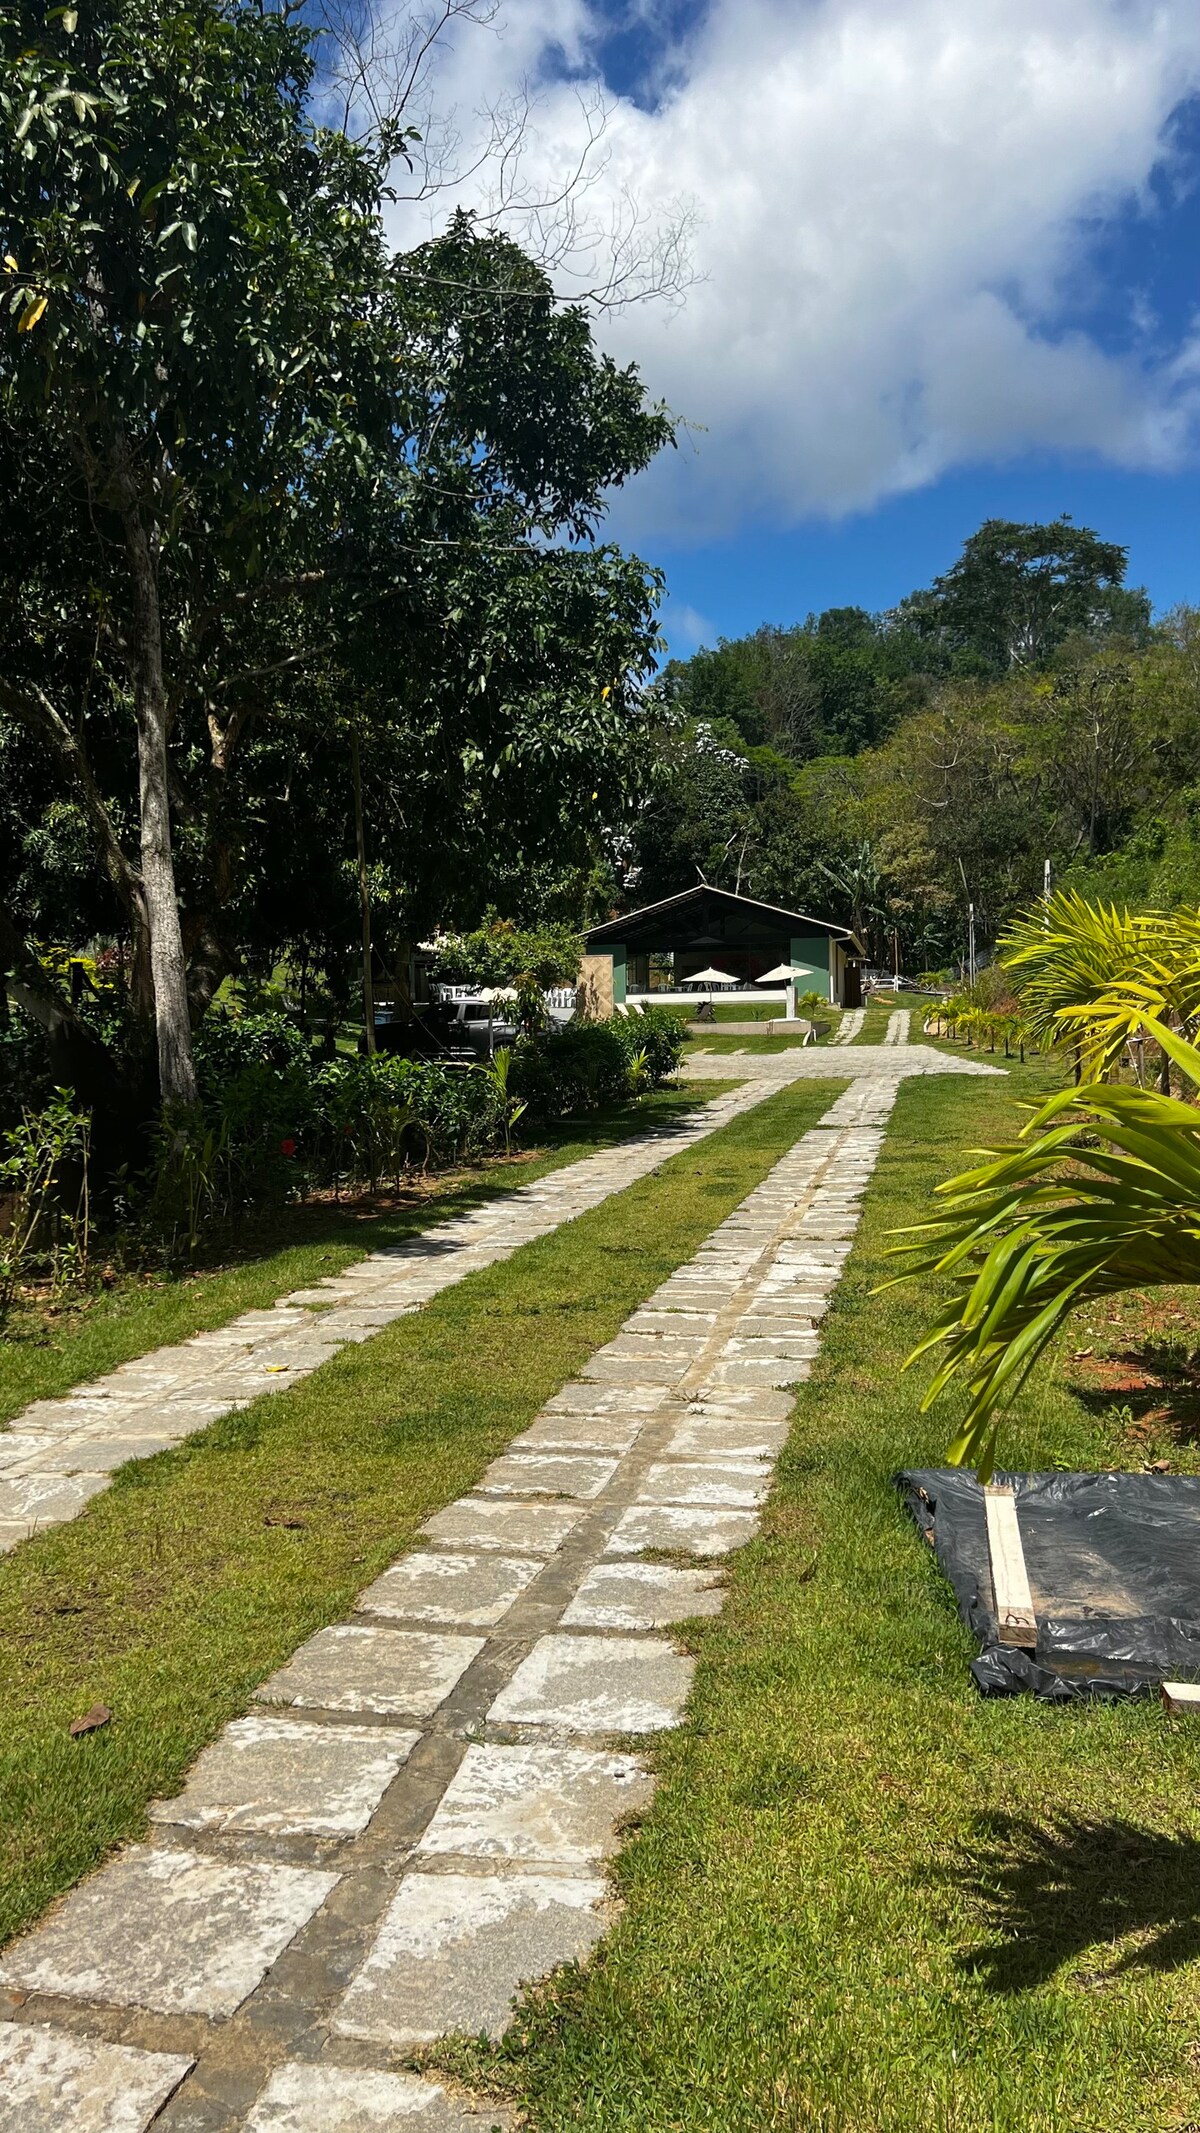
[900,517,1151,674]
[0,0,671,1103]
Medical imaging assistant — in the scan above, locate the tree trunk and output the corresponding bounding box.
[183,912,233,1025]
[123,502,197,1107]
[351,729,376,1054]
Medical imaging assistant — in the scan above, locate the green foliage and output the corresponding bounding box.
[889,1056,1200,1481]
[511,1006,685,1120]
[0,0,672,1105]
[628,520,1173,971]
[0,1090,91,1311]
[143,1003,685,1240]
[0,1010,51,1133]
[477,1046,527,1156]
[894,894,1200,1473]
[428,918,582,995]
[899,517,1150,673]
[999,891,1200,1081]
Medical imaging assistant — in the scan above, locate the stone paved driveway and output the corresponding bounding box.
[0,1047,1009,2130]
[1,1074,920,2131]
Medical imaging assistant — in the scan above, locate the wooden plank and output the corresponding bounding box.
[984,1484,1037,1648]
[1162,1682,1200,1716]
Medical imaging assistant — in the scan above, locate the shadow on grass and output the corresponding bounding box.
[1071,1340,1200,1442]
[959,1813,1200,1990]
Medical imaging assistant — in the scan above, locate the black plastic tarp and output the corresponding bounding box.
[898,1467,1200,1701]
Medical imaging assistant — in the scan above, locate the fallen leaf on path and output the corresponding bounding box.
[69,1704,111,1737]
[1072,1347,1094,1360]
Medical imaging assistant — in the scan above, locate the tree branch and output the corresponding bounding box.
[0,677,144,919]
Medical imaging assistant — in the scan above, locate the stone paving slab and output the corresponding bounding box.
[487,1634,695,1734]
[664,1417,788,1461]
[475,1452,618,1501]
[0,1077,797,1556]
[150,1717,420,1838]
[507,1413,644,1454]
[242,2062,511,2130]
[0,1432,63,1470]
[356,1553,540,1629]
[542,1383,668,1415]
[418,1499,585,1556]
[604,1503,762,1557]
[578,1352,681,1385]
[0,1470,110,1525]
[637,1461,770,1509]
[0,1848,337,2018]
[333,1871,608,2044]
[560,1561,724,1631]
[255,1627,484,1719]
[418,1744,653,1866]
[0,2024,194,2133]
[14,1431,187,1473]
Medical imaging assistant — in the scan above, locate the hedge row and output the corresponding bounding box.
[179,1007,688,1211]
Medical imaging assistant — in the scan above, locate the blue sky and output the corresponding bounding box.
[392,2,1200,651]
[652,457,1200,657]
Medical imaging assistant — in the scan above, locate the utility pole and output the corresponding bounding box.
[968,902,976,990]
[893,926,900,993]
[1044,857,1053,903]
[351,728,376,1055]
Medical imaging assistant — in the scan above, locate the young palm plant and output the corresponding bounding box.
[1000,891,1200,1084]
[888,1014,1200,1480]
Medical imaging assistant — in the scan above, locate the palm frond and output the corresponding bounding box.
[885,1058,1200,1481]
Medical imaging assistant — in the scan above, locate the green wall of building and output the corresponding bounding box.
[790,935,833,1001]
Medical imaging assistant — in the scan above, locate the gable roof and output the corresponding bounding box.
[586,884,862,951]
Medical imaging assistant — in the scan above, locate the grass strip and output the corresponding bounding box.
[0,1074,839,1949]
[478,1058,1200,2133]
[0,1084,728,1430]
[684,1033,811,1056]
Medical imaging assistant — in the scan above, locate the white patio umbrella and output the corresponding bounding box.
[682,966,739,988]
[755,961,818,1021]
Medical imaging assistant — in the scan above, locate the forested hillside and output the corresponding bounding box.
[630,518,1197,969]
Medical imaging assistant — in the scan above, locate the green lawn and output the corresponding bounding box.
[0,1075,837,1951]
[0,1084,726,1431]
[458,1056,1200,2133]
[695,1002,779,1023]
[684,1032,816,1056]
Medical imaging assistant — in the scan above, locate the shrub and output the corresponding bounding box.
[511,1006,686,1120]
[511,1023,629,1118]
[612,1005,688,1083]
[0,1090,92,1313]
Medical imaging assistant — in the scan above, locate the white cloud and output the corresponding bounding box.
[660,599,717,656]
[385,0,1200,539]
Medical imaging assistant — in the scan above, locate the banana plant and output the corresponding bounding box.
[886,1014,1200,1481]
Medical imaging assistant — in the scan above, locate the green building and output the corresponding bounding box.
[581,886,863,1012]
